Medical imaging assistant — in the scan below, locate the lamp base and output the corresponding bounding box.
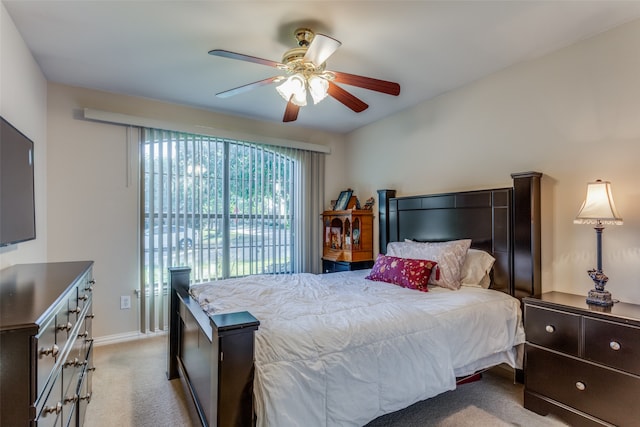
[586,269,613,307]
[586,289,614,307]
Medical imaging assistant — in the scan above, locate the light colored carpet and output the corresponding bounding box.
[438,405,512,427]
[84,335,199,427]
[85,335,567,427]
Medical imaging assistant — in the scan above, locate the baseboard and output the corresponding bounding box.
[93,330,167,346]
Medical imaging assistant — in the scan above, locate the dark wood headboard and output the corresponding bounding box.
[377,172,541,300]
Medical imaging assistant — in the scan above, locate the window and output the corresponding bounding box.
[141,128,307,332]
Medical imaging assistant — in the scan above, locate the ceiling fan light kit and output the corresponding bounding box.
[209,27,401,123]
[276,73,308,106]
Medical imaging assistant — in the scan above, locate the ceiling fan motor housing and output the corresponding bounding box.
[295,28,315,46]
[281,28,318,65]
[281,47,308,65]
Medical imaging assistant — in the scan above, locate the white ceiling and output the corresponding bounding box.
[5,1,640,134]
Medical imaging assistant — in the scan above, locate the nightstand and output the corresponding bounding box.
[322,259,374,274]
[523,292,640,426]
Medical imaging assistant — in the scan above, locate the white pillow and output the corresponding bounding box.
[460,249,495,288]
[387,239,472,290]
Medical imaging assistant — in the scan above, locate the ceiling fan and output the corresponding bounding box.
[209,28,401,123]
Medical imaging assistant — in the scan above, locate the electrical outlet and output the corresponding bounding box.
[120,295,131,310]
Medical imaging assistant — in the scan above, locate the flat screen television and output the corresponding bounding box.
[0,116,36,246]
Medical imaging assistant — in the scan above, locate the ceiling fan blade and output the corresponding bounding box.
[208,49,284,68]
[304,34,342,67]
[283,100,300,122]
[216,76,282,98]
[327,82,368,113]
[332,71,400,96]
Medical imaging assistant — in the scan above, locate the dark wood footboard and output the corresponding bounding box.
[167,267,259,427]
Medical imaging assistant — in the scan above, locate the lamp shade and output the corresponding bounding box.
[308,75,329,104]
[574,180,623,225]
[276,74,307,106]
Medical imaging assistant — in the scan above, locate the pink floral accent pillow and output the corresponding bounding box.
[365,254,437,292]
[387,239,472,290]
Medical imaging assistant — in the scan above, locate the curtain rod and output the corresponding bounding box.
[82,108,331,154]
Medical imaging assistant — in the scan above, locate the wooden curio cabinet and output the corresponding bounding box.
[322,210,374,267]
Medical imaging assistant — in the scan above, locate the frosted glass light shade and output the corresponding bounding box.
[276,74,307,106]
[574,180,623,225]
[308,75,329,104]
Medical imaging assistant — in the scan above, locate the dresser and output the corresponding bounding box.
[0,261,95,427]
[523,292,640,427]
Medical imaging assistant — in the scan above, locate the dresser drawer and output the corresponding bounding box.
[525,305,580,356]
[36,315,59,401]
[526,345,640,426]
[55,292,78,352]
[62,363,80,427]
[584,317,640,375]
[75,270,94,316]
[62,335,83,397]
[36,368,63,427]
[77,342,95,427]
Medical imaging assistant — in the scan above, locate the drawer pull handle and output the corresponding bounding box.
[64,394,78,405]
[575,381,586,391]
[545,325,555,333]
[40,344,59,358]
[610,341,621,351]
[78,330,90,339]
[69,307,82,314]
[64,357,79,368]
[43,402,62,416]
[57,322,73,332]
[79,295,89,301]
[86,313,95,319]
[80,392,92,403]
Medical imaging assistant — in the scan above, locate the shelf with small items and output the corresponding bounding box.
[321,191,374,270]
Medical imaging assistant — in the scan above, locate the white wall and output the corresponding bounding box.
[0,3,48,268]
[346,19,640,304]
[9,0,640,338]
[46,83,346,339]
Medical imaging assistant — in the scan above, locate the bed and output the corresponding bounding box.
[167,171,542,427]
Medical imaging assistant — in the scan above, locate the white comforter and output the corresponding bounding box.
[189,270,525,427]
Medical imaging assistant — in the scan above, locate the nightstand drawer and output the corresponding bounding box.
[584,317,640,375]
[525,305,580,356]
[526,345,640,426]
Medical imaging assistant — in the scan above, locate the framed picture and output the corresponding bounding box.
[334,190,353,211]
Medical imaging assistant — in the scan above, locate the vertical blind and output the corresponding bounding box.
[141,128,316,332]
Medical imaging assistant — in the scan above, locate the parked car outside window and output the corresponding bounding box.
[144,225,195,249]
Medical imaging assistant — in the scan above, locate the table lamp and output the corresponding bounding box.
[574,179,623,306]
